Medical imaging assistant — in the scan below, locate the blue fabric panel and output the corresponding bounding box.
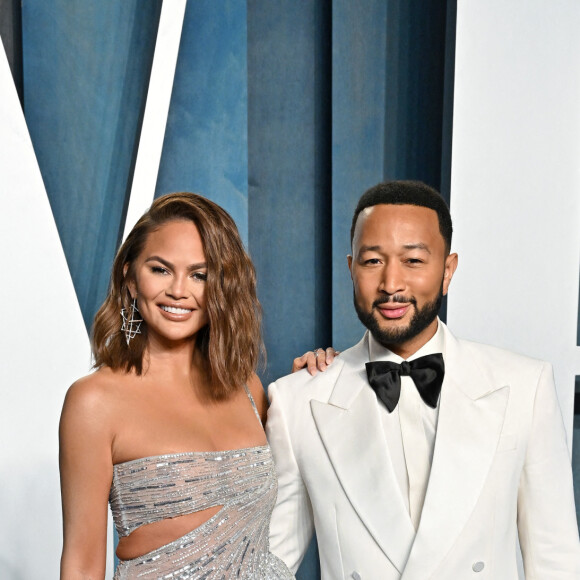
[331,0,388,349]
[440,0,457,204]
[155,0,249,244]
[384,0,448,187]
[0,0,23,103]
[248,0,332,385]
[248,3,331,577]
[22,0,161,329]
[332,0,452,347]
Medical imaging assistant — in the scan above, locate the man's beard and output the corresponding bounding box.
[354,285,443,349]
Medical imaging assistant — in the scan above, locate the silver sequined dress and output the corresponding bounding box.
[109,390,294,579]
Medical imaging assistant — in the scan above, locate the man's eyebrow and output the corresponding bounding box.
[403,243,431,254]
[358,245,381,253]
[144,256,207,270]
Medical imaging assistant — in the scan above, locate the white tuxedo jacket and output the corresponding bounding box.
[267,324,580,579]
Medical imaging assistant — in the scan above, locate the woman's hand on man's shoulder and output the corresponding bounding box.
[291,347,339,376]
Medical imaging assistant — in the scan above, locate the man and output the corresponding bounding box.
[267,181,580,579]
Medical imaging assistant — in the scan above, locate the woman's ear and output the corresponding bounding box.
[123,263,136,299]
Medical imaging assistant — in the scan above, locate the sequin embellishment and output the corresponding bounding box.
[110,446,293,579]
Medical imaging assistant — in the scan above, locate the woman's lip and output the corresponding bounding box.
[377,304,410,319]
[159,304,193,313]
[158,304,194,320]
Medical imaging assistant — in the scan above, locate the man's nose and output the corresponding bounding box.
[379,262,405,295]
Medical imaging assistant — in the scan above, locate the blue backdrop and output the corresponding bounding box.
[15,1,457,577]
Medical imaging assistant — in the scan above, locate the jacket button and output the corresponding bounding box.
[472,561,485,572]
[352,573,361,580]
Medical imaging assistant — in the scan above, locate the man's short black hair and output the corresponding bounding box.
[350,180,453,253]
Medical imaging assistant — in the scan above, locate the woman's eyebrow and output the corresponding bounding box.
[144,256,207,270]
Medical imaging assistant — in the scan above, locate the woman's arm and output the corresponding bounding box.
[59,377,115,580]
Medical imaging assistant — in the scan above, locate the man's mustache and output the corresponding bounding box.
[372,295,417,308]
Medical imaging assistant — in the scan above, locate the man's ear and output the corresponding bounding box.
[442,253,458,296]
[347,255,353,280]
[123,263,136,299]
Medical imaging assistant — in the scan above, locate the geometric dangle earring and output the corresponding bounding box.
[120,298,143,345]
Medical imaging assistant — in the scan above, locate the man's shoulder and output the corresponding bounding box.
[449,328,550,379]
[269,355,345,400]
[269,336,366,402]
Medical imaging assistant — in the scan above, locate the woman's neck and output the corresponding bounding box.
[142,336,200,381]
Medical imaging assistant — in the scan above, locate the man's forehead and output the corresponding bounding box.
[355,203,439,230]
[352,203,443,251]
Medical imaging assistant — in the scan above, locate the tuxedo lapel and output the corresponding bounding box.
[401,326,509,580]
[311,333,416,573]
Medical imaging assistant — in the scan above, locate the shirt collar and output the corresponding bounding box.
[368,318,446,364]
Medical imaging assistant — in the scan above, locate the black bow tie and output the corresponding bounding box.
[365,353,445,412]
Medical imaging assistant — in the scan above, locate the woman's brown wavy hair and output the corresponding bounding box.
[92,192,264,398]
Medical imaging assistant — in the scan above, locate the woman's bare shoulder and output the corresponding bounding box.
[59,368,134,462]
[62,367,130,420]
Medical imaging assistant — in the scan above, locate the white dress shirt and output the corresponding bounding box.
[368,319,446,528]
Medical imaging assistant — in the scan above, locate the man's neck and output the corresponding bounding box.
[376,318,441,360]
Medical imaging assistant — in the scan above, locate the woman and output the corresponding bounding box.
[59,193,330,579]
